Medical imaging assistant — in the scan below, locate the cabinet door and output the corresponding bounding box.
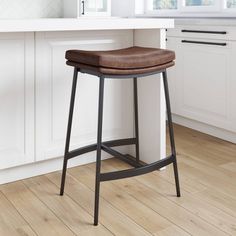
[229,42,236,132]
[35,30,133,161]
[0,33,34,169]
[167,37,235,132]
[80,0,111,16]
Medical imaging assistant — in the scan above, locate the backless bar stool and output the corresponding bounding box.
[60,46,181,226]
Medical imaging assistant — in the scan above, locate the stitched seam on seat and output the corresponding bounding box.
[66,60,175,70]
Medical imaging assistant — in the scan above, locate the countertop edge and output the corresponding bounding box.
[0,18,174,33]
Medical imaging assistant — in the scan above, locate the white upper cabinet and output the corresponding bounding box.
[80,0,111,16]
[63,0,111,18]
[0,33,34,169]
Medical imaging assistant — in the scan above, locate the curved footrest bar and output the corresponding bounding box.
[67,144,97,160]
[100,155,175,182]
[66,138,136,160]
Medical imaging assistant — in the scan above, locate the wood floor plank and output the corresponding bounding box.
[172,125,236,165]
[0,124,235,236]
[174,160,236,201]
[220,162,236,173]
[23,175,113,236]
[142,170,236,235]
[156,158,236,220]
[154,225,191,236]
[0,191,37,236]
[194,188,236,219]
[0,181,74,236]
[46,171,152,236]
[159,162,208,195]
[100,159,230,236]
[68,164,188,236]
[180,152,236,181]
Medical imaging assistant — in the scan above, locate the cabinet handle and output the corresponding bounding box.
[181,40,227,46]
[81,0,85,15]
[182,30,227,35]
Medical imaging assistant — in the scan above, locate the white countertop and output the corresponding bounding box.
[0,18,174,33]
[174,18,236,26]
[137,15,236,26]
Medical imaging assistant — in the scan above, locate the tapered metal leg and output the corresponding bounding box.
[133,77,140,164]
[60,68,78,196]
[162,70,181,197]
[94,77,105,226]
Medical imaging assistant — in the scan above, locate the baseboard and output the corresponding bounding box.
[0,152,112,185]
[173,114,236,144]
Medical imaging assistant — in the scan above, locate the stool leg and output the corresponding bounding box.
[133,77,140,164]
[162,70,181,197]
[94,77,105,226]
[60,68,78,196]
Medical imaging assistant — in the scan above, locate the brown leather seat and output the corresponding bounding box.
[66,46,175,76]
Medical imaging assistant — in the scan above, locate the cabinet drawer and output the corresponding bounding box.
[167,37,236,133]
[167,25,236,41]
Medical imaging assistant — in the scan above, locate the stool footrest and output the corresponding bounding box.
[67,144,97,160]
[101,144,142,168]
[66,138,136,160]
[103,138,136,148]
[100,155,175,182]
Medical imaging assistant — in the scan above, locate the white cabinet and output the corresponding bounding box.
[0,20,171,183]
[35,30,134,161]
[81,0,111,16]
[167,25,236,136]
[63,0,111,17]
[0,33,34,169]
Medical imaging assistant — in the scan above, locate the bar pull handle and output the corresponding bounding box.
[182,30,227,35]
[81,0,85,15]
[181,40,227,46]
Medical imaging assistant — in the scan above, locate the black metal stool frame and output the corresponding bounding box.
[60,67,181,226]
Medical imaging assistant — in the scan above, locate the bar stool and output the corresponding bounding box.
[60,46,181,226]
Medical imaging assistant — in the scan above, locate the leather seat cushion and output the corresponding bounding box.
[66,61,175,76]
[65,46,175,70]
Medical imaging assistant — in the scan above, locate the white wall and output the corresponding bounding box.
[63,0,78,18]
[0,0,143,19]
[111,0,144,17]
[0,0,63,18]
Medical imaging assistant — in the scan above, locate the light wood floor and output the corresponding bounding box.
[1,124,236,236]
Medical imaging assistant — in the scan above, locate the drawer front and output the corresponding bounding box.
[167,36,236,133]
[167,25,236,41]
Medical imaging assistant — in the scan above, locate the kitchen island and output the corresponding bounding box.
[0,18,174,183]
